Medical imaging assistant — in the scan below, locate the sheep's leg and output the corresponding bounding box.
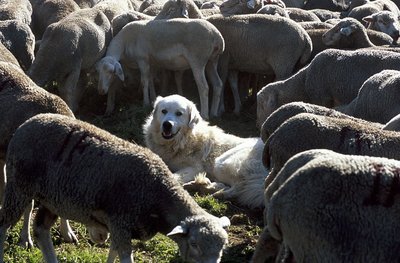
[106,248,118,263]
[216,56,229,115]
[138,61,151,106]
[33,206,58,263]
[206,60,223,118]
[251,227,281,263]
[0,183,34,260]
[108,224,133,263]
[59,219,78,244]
[191,65,209,120]
[105,81,117,115]
[0,160,5,203]
[18,200,34,248]
[227,70,241,115]
[174,70,184,95]
[59,61,82,113]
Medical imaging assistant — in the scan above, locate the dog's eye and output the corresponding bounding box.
[161,109,167,114]
[176,111,182,116]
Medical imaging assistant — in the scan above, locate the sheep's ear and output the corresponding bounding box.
[114,62,125,81]
[340,26,353,36]
[181,7,189,18]
[219,216,230,229]
[167,224,188,237]
[247,0,256,9]
[362,15,374,23]
[188,102,201,129]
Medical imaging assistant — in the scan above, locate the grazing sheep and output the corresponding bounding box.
[96,18,224,119]
[256,48,400,126]
[0,20,35,71]
[0,0,32,24]
[0,113,230,263]
[29,0,80,40]
[0,61,78,248]
[266,149,400,262]
[363,10,400,44]
[263,112,400,184]
[260,102,383,142]
[28,8,112,113]
[338,70,400,123]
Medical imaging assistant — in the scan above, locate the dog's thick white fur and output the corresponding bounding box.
[143,94,268,208]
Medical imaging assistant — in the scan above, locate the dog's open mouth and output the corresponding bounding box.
[162,129,180,140]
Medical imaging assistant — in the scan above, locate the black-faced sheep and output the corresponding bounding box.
[28,8,112,113]
[0,113,230,263]
[266,149,400,262]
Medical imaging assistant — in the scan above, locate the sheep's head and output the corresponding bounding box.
[363,11,400,45]
[167,215,230,263]
[322,18,362,46]
[257,86,279,128]
[95,56,124,95]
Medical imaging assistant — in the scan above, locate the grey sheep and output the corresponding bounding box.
[347,0,400,24]
[0,0,32,25]
[256,48,400,126]
[263,112,400,183]
[260,101,383,142]
[309,8,341,21]
[0,20,35,71]
[111,10,153,36]
[266,149,400,262]
[362,10,400,44]
[96,18,224,119]
[28,8,112,113]
[0,61,78,248]
[93,0,137,23]
[338,69,400,124]
[303,0,349,11]
[0,113,230,263]
[29,0,80,40]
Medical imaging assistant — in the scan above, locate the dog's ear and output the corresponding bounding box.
[188,101,201,129]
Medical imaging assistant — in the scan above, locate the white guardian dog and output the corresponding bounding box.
[143,94,268,208]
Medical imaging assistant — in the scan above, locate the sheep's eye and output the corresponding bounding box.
[176,111,182,116]
[161,109,167,114]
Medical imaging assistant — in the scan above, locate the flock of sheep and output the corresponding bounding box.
[1,0,400,261]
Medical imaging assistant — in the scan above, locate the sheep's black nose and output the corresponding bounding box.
[163,121,172,131]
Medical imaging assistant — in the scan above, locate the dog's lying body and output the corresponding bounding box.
[143,95,268,208]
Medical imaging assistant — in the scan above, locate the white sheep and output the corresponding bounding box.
[0,61,78,247]
[28,8,112,113]
[96,18,225,119]
[266,149,400,262]
[256,48,400,126]
[337,69,400,123]
[0,113,230,263]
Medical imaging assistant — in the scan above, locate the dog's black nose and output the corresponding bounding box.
[163,121,172,131]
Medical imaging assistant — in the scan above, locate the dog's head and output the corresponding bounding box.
[143,95,202,145]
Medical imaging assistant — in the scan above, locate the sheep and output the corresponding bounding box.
[28,8,112,113]
[72,0,98,8]
[111,10,153,36]
[0,42,19,67]
[347,0,400,23]
[0,61,78,248]
[309,8,341,21]
[96,18,224,120]
[0,0,32,25]
[337,70,400,124]
[383,113,400,131]
[256,48,400,126]
[29,0,80,40]
[0,20,35,71]
[92,0,137,23]
[256,4,289,17]
[0,113,230,263]
[263,112,400,186]
[303,0,349,11]
[266,149,400,262]
[260,102,383,142]
[363,10,400,44]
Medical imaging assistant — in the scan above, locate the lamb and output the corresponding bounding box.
[363,10,400,44]
[0,113,230,263]
[0,61,78,248]
[96,18,224,119]
[0,20,35,71]
[256,48,400,126]
[29,0,80,40]
[260,102,383,142]
[28,8,112,113]
[266,149,400,262]
[337,70,400,124]
[263,112,400,184]
[0,0,32,25]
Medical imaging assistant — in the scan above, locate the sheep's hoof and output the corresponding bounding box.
[18,237,33,249]
[62,230,79,244]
